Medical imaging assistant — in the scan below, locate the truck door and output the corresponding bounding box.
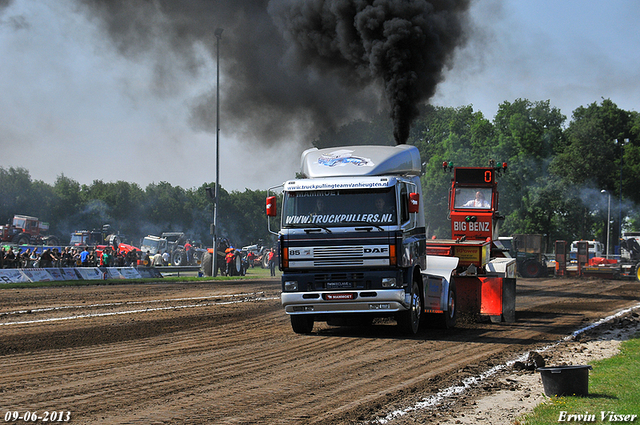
[399,181,417,231]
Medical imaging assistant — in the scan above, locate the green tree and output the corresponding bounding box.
[410,105,494,237]
[492,99,566,239]
[0,167,35,223]
[551,99,635,243]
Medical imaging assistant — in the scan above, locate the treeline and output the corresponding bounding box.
[1,98,639,253]
[0,170,271,249]
[316,98,640,252]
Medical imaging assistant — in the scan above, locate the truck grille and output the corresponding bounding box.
[314,246,364,257]
[314,258,364,266]
[312,246,364,266]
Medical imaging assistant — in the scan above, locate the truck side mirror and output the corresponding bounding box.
[266,196,277,217]
[408,193,419,214]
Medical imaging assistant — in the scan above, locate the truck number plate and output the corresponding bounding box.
[326,281,352,289]
[325,293,355,300]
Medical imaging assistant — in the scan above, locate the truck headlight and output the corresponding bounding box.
[381,278,397,288]
[284,281,298,291]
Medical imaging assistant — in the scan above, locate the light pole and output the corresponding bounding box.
[601,189,610,258]
[212,27,223,277]
[615,138,629,256]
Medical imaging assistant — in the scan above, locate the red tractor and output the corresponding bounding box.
[0,215,60,246]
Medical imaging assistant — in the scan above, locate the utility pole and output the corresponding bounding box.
[212,27,223,277]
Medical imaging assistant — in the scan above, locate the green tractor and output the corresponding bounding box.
[498,234,549,278]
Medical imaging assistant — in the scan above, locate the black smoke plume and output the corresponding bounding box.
[75,0,470,145]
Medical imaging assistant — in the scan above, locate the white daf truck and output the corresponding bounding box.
[267,145,459,334]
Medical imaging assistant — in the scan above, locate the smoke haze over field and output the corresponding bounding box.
[73,0,470,146]
[1,0,639,191]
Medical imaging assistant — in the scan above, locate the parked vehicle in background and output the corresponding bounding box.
[139,232,204,266]
[69,224,121,249]
[497,234,549,278]
[575,233,640,281]
[242,241,270,268]
[570,240,605,261]
[0,215,60,246]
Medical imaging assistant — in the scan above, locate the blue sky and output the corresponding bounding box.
[0,0,638,192]
[433,1,640,120]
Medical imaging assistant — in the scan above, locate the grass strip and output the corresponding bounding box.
[517,332,640,425]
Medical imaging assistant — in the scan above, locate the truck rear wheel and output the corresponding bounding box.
[291,315,314,334]
[397,278,422,335]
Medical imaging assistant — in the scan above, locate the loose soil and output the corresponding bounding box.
[1,276,639,424]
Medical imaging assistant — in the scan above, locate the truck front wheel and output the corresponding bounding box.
[397,278,422,335]
[291,315,314,334]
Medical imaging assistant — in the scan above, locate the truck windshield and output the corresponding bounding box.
[141,238,161,254]
[70,234,86,245]
[454,187,492,209]
[282,188,397,228]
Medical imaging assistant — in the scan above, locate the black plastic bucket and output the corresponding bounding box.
[537,365,593,397]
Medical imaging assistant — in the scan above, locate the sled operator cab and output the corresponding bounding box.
[446,161,506,244]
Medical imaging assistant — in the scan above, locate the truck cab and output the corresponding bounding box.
[268,145,428,334]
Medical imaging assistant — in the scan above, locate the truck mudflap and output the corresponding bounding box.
[281,288,408,315]
[455,276,516,322]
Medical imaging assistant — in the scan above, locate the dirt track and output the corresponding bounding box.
[1,276,639,424]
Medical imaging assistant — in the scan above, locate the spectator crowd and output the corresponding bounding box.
[0,246,141,269]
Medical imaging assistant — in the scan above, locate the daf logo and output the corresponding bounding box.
[364,247,388,254]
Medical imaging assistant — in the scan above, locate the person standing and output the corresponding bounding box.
[4,247,16,268]
[20,249,31,268]
[80,247,90,267]
[40,249,58,268]
[268,248,276,277]
[102,248,111,267]
[225,248,235,276]
[62,247,72,267]
[30,249,40,267]
[184,240,193,264]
